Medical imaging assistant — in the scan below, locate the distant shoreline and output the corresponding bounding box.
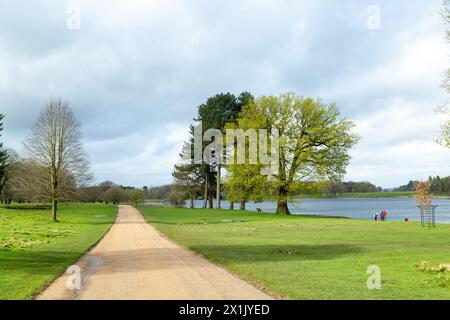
[299,192,450,200]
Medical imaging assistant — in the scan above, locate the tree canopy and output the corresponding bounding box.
[233,93,359,214]
[175,92,255,209]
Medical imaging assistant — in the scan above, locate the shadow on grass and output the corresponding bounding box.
[0,249,83,275]
[69,221,115,226]
[0,205,51,211]
[190,244,363,263]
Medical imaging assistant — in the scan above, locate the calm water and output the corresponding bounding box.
[190,198,450,223]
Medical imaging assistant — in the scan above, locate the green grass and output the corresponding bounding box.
[139,206,450,300]
[0,203,117,300]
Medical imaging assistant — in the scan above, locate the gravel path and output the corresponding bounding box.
[37,205,271,300]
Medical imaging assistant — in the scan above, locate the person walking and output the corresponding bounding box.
[383,210,388,221]
[374,212,379,221]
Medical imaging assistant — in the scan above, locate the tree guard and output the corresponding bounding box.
[418,205,438,229]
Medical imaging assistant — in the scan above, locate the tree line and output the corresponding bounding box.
[78,181,145,205]
[394,176,450,194]
[326,181,381,195]
[171,92,359,214]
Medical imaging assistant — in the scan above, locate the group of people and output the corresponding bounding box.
[373,210,388,221]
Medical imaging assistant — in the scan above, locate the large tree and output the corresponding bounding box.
[196,92,254,209]
[0,114,8,197]
[237,93,359,214]
[24,98,91,221]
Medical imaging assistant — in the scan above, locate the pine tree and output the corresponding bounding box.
[191,92,254,209]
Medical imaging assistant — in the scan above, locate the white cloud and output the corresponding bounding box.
[87,122,188,185]
[347,98,450,187]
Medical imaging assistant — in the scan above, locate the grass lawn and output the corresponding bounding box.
[139,206,450,300]
[0,203,117,300]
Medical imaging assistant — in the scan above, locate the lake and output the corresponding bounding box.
[190,198,450,223]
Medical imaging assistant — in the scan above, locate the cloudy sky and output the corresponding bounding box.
[0,0,449,188]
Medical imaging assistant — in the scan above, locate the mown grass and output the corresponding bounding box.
[0,203,116,300]
[139,206,450,300]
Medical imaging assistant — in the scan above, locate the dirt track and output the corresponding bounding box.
[37,205,271,300]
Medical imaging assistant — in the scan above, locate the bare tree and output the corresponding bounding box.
[24,98,91,221]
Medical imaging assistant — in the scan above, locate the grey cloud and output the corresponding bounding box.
[0,0,449,187]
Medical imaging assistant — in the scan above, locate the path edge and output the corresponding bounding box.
[32,205,120,300]
[135,206,281,300]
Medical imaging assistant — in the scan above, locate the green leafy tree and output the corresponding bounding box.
[223,95,270,211]
[187,92,254,209]
[224,162,269,210]
[238,93,359,214]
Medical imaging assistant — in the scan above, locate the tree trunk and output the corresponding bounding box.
[51,177,58,221]
[276,201,290,214]
[51,197,58,221]
[208,172,213,209]
[189,194,194,209]
[216,164,221,209]
[229,202,234,210]
[276,185,290,214]
[203,172,208,208]
[240,201,246,211]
